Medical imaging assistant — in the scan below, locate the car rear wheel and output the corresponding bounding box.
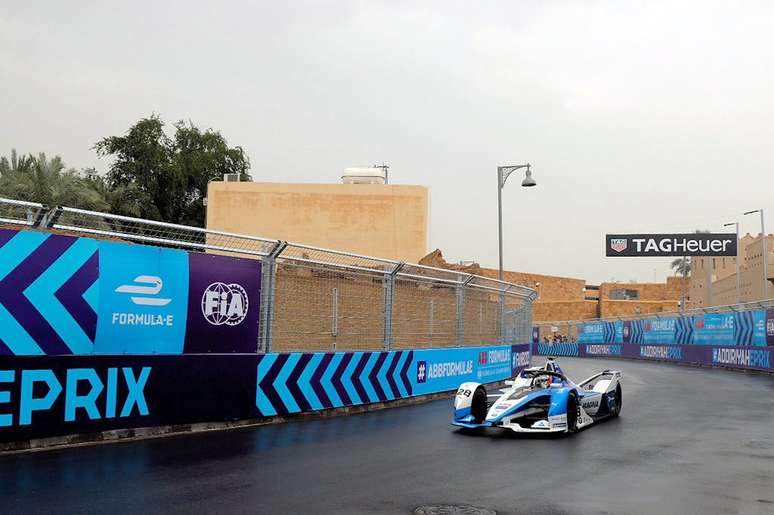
[566,392,578,433]
[611,384,622,417]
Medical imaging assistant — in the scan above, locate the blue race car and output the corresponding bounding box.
[452,358,622,434]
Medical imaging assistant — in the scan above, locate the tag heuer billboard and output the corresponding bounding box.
[606,233,737,257]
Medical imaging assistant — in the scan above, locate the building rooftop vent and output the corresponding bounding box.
[223,173,241,182]
[342,165,388,185]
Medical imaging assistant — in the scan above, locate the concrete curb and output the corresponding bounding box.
[0,381,507,455]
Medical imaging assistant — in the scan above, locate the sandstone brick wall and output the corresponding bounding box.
[270,264,504,352]
[532,300,598,322]
[598,277,686,301]
[599,299,680,318]
[478,269,586,302]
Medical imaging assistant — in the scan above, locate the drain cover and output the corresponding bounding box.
[414,506,496,515]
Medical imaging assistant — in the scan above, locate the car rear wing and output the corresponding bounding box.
[578,369,622,388]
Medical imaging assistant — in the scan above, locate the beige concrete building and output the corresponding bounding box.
[688,233,774,308]
[206,181,429,262]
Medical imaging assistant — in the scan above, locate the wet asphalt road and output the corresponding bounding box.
[2,357,774,515]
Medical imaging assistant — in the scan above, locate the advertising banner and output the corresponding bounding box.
[584,344,622,357]
[642,317,677,345]
[768,309,774,346]
[94,242,189,354]
[693,313,734,345]
[183,253,261,353]
[692,312,766,346]
[577,321,622,344]
[412,345,512,396]
[622,343,683,361]
[511,344,531,375]
[0,354,258,442]
[0,229,264,356]
[606,233,737,257]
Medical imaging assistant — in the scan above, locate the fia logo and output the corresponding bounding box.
[201,282,249,326]
[115,275,171,306]
[767,318,774,337]
[416,361,427,383]
[610,239,627,253]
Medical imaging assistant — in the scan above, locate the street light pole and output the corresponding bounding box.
[724,221,741,305]
[744,209,767,301]
[497,164,536,281]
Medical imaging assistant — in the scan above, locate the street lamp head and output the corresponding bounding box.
[521,167,537,187]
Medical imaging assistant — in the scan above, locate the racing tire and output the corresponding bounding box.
[470,385,488,424]
[566,392,579,433]
[611,384,622,418]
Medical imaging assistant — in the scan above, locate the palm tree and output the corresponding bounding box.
[670,257,691,277]
[668,229,711,310]
[0,150,109,211]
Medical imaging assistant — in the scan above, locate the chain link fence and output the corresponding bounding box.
[0,197,537,352]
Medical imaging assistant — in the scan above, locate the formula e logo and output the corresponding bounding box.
[201,282,249,326]
[767,317,774,337]
[115,275,171,306]
[610,239,627,253]
[478,352,488,365]
[416,361,427,383]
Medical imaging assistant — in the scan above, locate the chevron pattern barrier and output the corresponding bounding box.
[601,322,619,343]
[675,316,695,344]
[733,311,756,345]
[537,343,579,357]
[628,320,644,344]
[255,350,414,416]
[0,230,98,356]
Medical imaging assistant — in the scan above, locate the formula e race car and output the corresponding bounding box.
[452,358,622,434]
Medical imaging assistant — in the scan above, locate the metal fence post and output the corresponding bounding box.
[259,241,286,353]
[457,276,474,346]
[499,285,512,345]
[383,262,403,351]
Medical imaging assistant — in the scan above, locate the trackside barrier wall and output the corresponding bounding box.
[532,342,774,373]
[531,304,774,373]
[0,344,530,442]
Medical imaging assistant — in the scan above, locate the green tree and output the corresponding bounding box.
[95,116,250,226]
[0,150,109,211]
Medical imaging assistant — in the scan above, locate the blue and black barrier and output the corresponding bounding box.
[0,344,531,443]
[533,342,773,373]
[531,308,774,373]
[536,311,774,346]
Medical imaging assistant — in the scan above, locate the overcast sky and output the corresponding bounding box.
[2,1,773,284]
